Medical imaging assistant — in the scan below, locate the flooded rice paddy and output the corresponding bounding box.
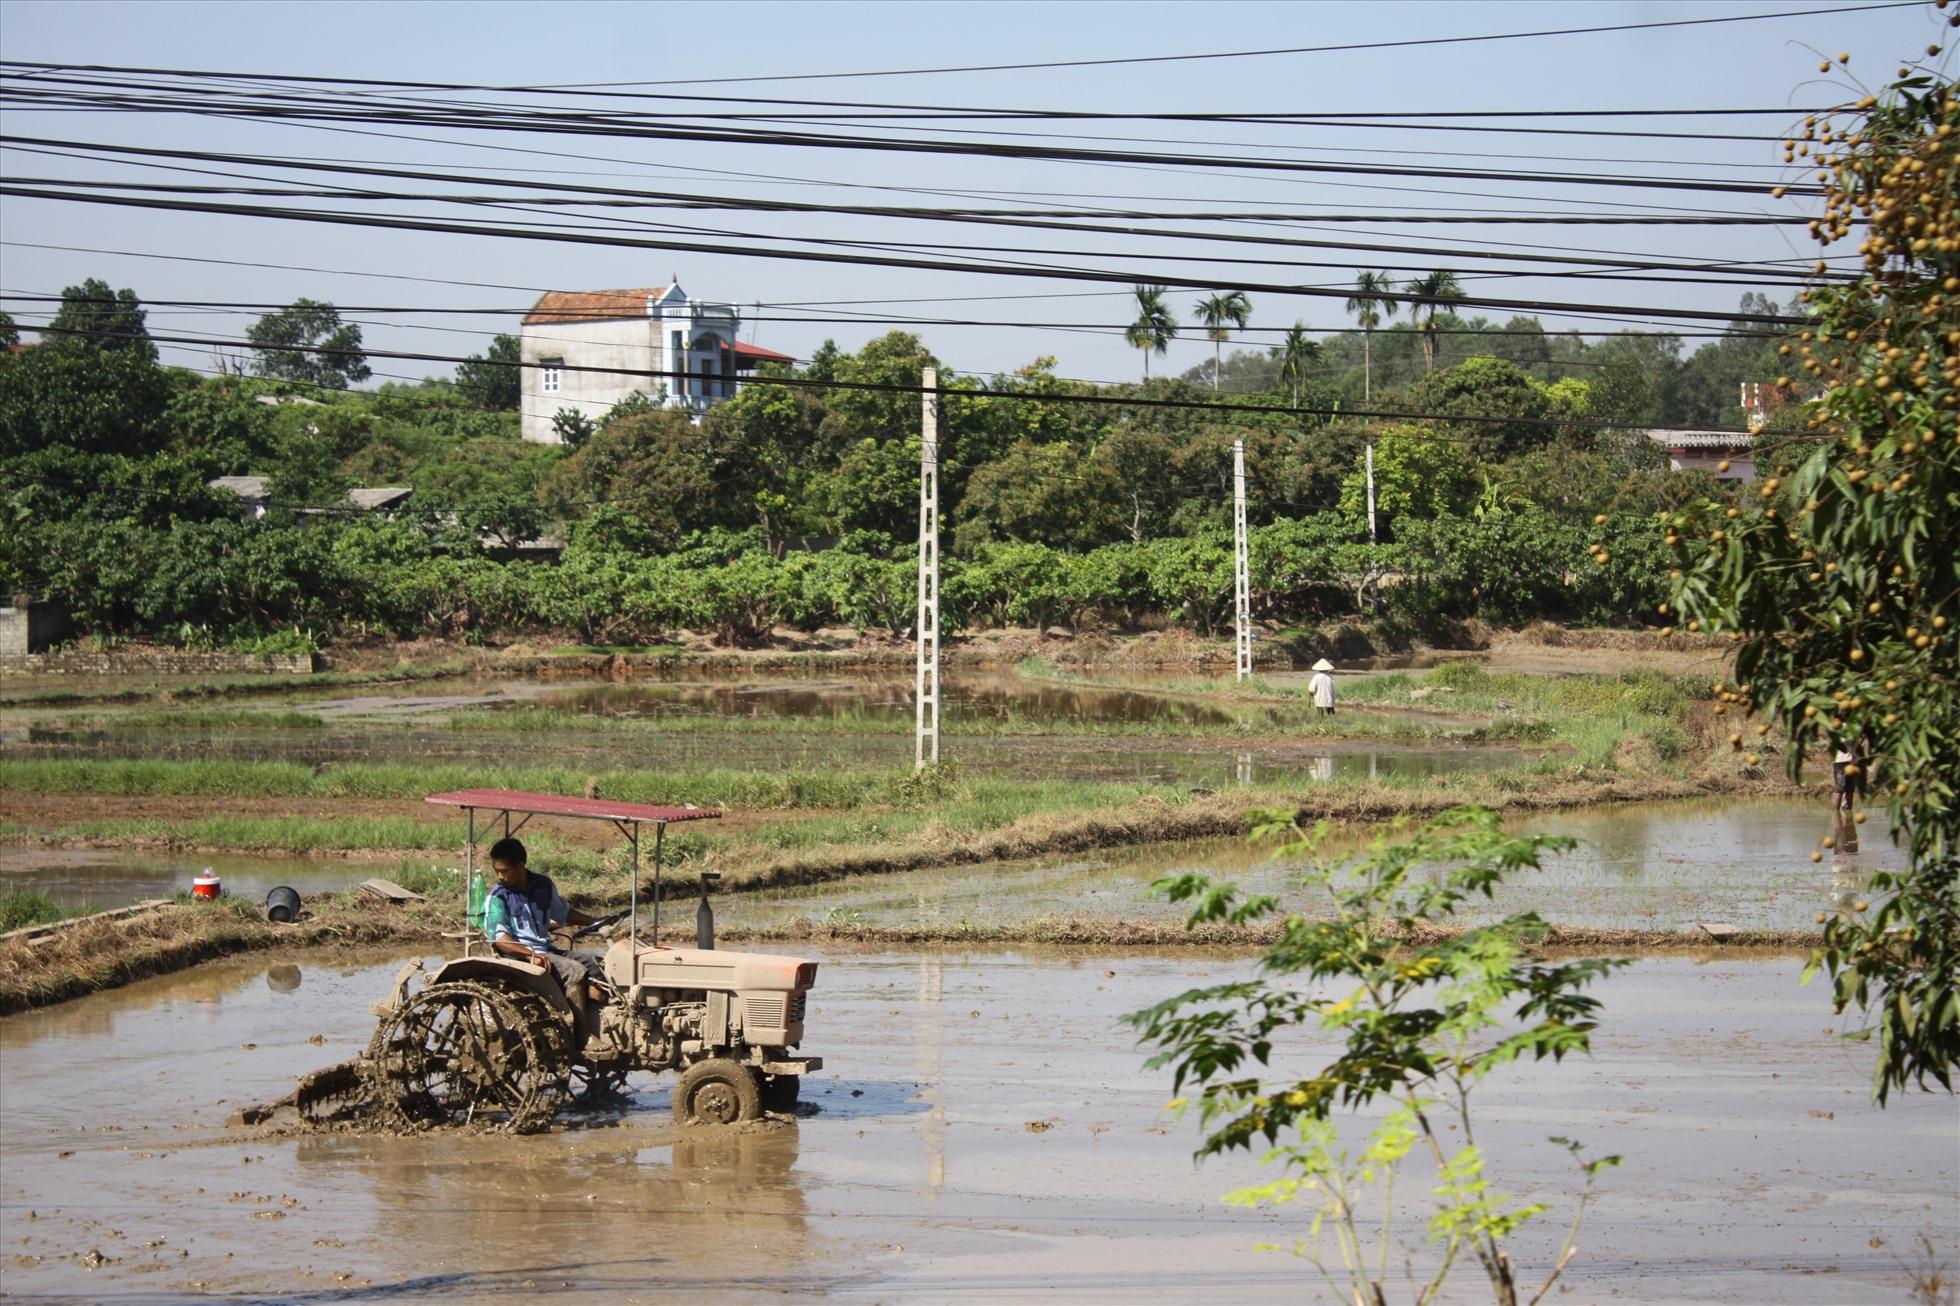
[0,848,373,914]
[0,797,1897,931]
[4,670,1531,786]
[1,948,1950,1303]
[751,796,1904,935]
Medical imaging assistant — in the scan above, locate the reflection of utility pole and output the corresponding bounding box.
[1233,438,1252,682]
[916,367,941,770]
[919,955,946,1194]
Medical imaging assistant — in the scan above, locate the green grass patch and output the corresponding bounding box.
[53,814,462,853]
[0,660,476,709]
[0,889,70,932]
[1017,658,1701,768]
[45,708,329,732]
[0,757,900,810]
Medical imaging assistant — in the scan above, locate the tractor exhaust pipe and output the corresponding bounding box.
[696,872,721,949]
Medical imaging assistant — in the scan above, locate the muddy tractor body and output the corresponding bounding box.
[359,789,822,1133]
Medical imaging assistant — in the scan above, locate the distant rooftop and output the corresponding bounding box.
[1645,430,1756,450]
[208,475,271,499]
[522,281,736,325]
[345,487,414,511]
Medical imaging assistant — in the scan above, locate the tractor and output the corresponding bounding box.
[358,789,822,1134]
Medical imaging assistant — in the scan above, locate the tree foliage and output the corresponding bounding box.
[1127,807,1622,1305]
[247,299,371,389]
[454,333,521,410]
[1663,67,1957,1101]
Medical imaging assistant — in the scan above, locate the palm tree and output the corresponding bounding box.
[1193,290,1252,392]
[1345,270,1399,400]
[1275,322,1322,407]
[1404,270,1465,373]
[1125,284,1179,381]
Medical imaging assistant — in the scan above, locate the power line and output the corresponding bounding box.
[0,185,1817,327]
[0,81,1825,198]
[488,4,1927,86]
[0,137,1844,285]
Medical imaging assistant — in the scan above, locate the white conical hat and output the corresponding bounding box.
[1311,658,1335,671]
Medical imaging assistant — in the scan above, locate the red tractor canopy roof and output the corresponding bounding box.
[425,789,721,825]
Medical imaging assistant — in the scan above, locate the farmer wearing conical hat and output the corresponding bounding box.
[1307,658,1337,716]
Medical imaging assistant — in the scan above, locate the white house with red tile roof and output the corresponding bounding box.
[517,279,794,443]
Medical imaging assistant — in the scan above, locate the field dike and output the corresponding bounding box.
[0,769,1808,1016]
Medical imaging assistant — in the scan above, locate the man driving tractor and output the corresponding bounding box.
[483,837,605,1028]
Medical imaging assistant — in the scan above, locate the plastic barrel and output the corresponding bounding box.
[264,885,302,923]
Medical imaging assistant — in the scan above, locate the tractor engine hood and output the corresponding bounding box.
[605,941,818,994]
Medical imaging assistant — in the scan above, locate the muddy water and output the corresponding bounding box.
[0,848,375,912]
[13,671,1529,785]
[751,798,1909,934]
[0,949,1949,1304]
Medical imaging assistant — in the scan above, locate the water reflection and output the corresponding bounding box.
[0,847,373,913]
[293,1120,815,1288]
[746,798,1907,935]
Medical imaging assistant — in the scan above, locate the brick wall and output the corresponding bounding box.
[0,651,315,676]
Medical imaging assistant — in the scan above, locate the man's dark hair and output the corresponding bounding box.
[489,836,528,866]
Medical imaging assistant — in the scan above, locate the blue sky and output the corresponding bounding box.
[0,0,1948,385]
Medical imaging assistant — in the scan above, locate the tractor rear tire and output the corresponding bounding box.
[673,1057,762,1126]
[760,1073,800,1114]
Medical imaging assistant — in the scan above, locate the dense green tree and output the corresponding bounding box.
[0,327,171,457]
[545,409,713,553]
[453,333,522,410]
[1088,427,1180,542]
[551,407,595,450]
[1407,356,1552,459]
[247,299,371,389]
[954,439,1121,552]
[47,278,155,357]
[1337,426,1476,529]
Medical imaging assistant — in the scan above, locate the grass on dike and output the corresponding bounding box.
[0,888,73,932]
[0,659,476,709]
[0,666,1706,864]
[1020,658,1699,765]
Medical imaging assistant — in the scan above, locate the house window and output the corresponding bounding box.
[541,358,562,394]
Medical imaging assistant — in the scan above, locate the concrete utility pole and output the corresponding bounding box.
[1365,441,1380,613]
[915,367,942,770]
[1365,442,1378,545]
[1232,438,1252,682]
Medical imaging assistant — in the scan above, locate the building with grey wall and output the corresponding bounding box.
[517,280,793,444]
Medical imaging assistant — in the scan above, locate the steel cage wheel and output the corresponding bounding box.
[363,981,569,1133]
